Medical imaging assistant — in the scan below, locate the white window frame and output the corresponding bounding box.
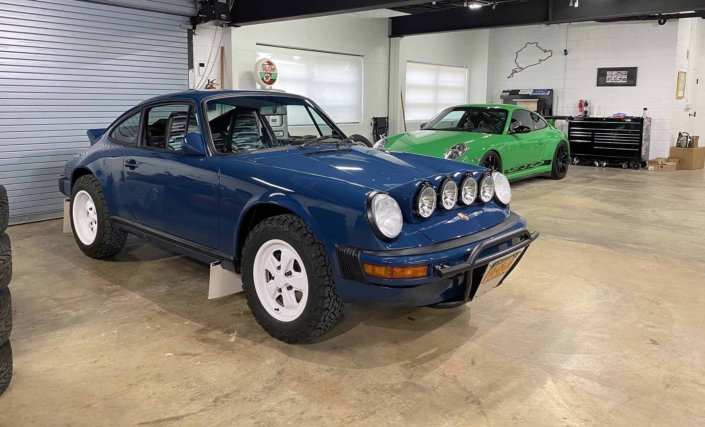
[404,61,468,123]
[256,44,364,125]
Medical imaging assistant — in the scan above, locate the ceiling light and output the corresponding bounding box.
[469,4,482,9]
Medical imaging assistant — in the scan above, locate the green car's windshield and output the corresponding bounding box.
[423,107,508,135]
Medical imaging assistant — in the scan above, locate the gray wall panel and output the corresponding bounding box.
[0,0,189,222]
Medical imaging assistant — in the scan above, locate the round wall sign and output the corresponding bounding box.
[254,58,278,87]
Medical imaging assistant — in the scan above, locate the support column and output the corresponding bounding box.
[387,36,405,136]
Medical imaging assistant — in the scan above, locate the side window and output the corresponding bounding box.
[187,110,200,135]
[531,113,547,130]
[109,111,141,145]
[143,104,191,152]
[510,110,533,132]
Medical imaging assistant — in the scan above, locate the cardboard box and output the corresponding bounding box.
[647,158,678,172]
[668,146,705,170]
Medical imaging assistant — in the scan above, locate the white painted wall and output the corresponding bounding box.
[486,20,698,159]
[192,23,225,91]
[389,29,490,134]
[221,13,391,140]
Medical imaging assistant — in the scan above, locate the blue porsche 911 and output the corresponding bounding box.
[59,90,538,343]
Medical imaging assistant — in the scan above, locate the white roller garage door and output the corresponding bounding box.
[0,0,190,223]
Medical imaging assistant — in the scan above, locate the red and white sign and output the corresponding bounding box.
[254,58,278,88]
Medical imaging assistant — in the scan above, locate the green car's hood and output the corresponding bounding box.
[387,130,500,156]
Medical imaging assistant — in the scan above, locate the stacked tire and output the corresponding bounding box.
[0,184,12,396]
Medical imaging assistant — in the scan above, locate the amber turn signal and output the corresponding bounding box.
[362,263,428,279]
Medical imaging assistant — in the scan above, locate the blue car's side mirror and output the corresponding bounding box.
[183,132,207,156]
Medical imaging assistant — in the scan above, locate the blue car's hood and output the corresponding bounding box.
[249,145,473,192]
[246,146,509,244]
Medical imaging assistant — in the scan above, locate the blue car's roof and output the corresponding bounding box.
[139,90,305,106]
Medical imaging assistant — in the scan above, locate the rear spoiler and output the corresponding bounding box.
[543,116,574,127]
[87,128,107,145]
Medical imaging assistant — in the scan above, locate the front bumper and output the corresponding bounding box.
[334,213,538,307]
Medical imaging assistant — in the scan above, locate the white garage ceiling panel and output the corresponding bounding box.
[0,0,190,223]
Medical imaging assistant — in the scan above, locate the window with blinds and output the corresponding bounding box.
[256,46,363,124]
[404,61,468,122]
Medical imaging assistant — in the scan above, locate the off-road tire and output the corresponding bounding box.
[0,185,8,234]
[0,233,10,293]
[551,141,570,180]
[0,340,12,396]
[0,288,10,347]
[241,214,343,343]
[70,175,127,259]
[480,150,502,172]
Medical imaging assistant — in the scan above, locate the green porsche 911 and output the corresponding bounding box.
[375,104,570,180]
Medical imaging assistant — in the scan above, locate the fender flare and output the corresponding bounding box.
[232,196,326,260]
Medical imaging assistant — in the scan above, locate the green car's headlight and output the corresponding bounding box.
[373,137,388,149]
[492,171,511,205]
[444,143,467,160]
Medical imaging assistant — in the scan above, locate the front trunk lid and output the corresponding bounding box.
[249,146,510,244]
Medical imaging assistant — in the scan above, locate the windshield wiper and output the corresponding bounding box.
[299,136,343,149]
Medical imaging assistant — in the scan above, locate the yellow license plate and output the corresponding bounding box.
[481,251,523,284]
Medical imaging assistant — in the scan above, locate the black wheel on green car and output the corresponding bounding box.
[480,151,502,172]
[551,141,570,180]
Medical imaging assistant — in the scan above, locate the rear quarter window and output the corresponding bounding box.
[110,111,142,145]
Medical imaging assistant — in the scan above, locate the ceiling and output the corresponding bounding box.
[390,0,539,15]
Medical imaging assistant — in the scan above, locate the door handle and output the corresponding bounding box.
[124,159,138,169]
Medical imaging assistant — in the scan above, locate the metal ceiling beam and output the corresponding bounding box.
[391,0,705,37]
[230,0,429,26]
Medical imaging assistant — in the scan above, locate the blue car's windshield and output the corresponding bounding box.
[423,107,508,134]
[205,95,344,154]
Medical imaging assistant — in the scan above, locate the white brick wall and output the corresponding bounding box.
[487,20,698,159]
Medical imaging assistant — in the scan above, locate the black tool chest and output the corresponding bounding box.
[568,117,651,167]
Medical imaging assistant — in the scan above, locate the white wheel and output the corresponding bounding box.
[252,239,308,322]
[72,190,98,245]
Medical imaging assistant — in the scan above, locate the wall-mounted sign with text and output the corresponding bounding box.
[254,58,278,88]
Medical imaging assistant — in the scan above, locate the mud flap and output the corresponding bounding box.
[209,261,243,299]
[63,199,71,234]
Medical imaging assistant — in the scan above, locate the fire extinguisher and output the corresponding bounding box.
[205,79,218,90]
[578,99,584,116]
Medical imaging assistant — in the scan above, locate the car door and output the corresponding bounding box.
[505,109,544,173]
[122,102,221,249]
[530,112,551,163]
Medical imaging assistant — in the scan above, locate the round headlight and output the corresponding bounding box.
[373,137,388,149]
[415,184,436,218]
[460,174,477,205]
[368,193,403,240]
[444,143,467,160]
[479,174,494,203]
[439,178,458,210]
[492,171,511,205]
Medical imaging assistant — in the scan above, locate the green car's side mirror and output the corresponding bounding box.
[510,125,531,134]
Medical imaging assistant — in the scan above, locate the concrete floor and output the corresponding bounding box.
[1,166,705,426]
